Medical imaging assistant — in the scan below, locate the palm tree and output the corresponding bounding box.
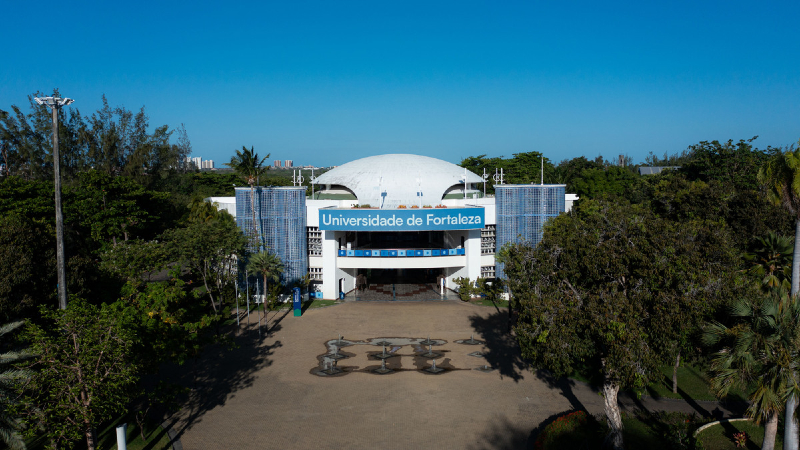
[1,320,33,450]
[186,196,220,224]
[703,293,800,450]
[225,146,269,250]
[744,231,794,292]
[246,251,284,327]
[758,143,800,450]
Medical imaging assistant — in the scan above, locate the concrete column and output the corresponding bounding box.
[465,228,482,282]
[321,230,339,299]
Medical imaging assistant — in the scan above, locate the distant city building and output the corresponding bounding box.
[285,160,293,168]
[274,160,282,168]
[185,156,215,170]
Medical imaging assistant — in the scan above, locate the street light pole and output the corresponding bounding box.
[34,95,74,310]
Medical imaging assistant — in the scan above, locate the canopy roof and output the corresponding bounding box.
[313,154,482,207]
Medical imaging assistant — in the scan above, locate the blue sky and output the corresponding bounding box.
[2,0,799,167]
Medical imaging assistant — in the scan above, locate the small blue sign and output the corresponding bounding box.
[292,287,301,317]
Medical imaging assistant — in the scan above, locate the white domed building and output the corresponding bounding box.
[228,154,578,301]
[312,154,484,207]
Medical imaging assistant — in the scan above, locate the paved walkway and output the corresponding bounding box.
[162,301,744,450]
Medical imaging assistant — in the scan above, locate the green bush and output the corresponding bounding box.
[534,410,591,450]
[453,277,473,302]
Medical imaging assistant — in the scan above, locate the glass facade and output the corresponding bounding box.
[236,187,308,287]
[495,184,565,278]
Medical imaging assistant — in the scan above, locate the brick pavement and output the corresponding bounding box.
[164,301,744,450]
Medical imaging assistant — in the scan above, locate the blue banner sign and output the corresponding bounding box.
[338,248,466,257]
[319,207,485,231]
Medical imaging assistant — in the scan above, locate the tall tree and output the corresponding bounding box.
[744,231,794,292]
[113,277,222,371]
[164,208,247,314]
[703,293,800,450]
[504,151,557,185]
[554,156,604,191]
[68,170,169,248]
[683,137,772,192]
[1,93,191,183]
[758,143,800,450]
[225,146,268,250]
[246,251,284,313]
[0,214,55,322]
[568,166,640,199]
[16,300,139,450]
[501,199,737,449]
[1,320,32,450]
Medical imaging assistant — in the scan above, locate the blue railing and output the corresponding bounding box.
[338,248,466,257]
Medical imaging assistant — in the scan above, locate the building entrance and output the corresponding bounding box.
[350,268,459,301]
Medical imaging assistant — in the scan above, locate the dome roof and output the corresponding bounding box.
[313,154,483,207]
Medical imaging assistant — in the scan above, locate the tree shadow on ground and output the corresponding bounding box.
[466,415,537,450]
[534,369,589,412]
[469,310,527,382]
[467,409,589,450]
[156,320,283,442]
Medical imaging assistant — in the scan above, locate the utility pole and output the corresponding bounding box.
[34,95,74,310]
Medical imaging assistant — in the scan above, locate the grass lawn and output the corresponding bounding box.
[273,299,338,310]
[569,362,748,403]
[92,415,174,450]
[246,299,339,312]
[540,411,694,450]
[469,298,509,308]
[696,420,783,450]
[642,364,749,403]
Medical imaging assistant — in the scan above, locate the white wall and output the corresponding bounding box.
[205,197,236,218]
[336,267,356,294]
[565,194,580,212]
[321,230,339,299]
[464,229,481,282]
[446,266,468,289]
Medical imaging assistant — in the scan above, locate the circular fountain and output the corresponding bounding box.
[423,359,445,374]
[372,359,393,375]
[419,344,442,359]
[333,334,351,348]
[474,364,495,373]
[325,345,347,361]
[370,345,394,361]
[319,360,344,376]
[456,333,483,345]
[419,335,436,346]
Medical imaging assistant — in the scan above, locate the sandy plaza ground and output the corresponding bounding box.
[162,301,742,450]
